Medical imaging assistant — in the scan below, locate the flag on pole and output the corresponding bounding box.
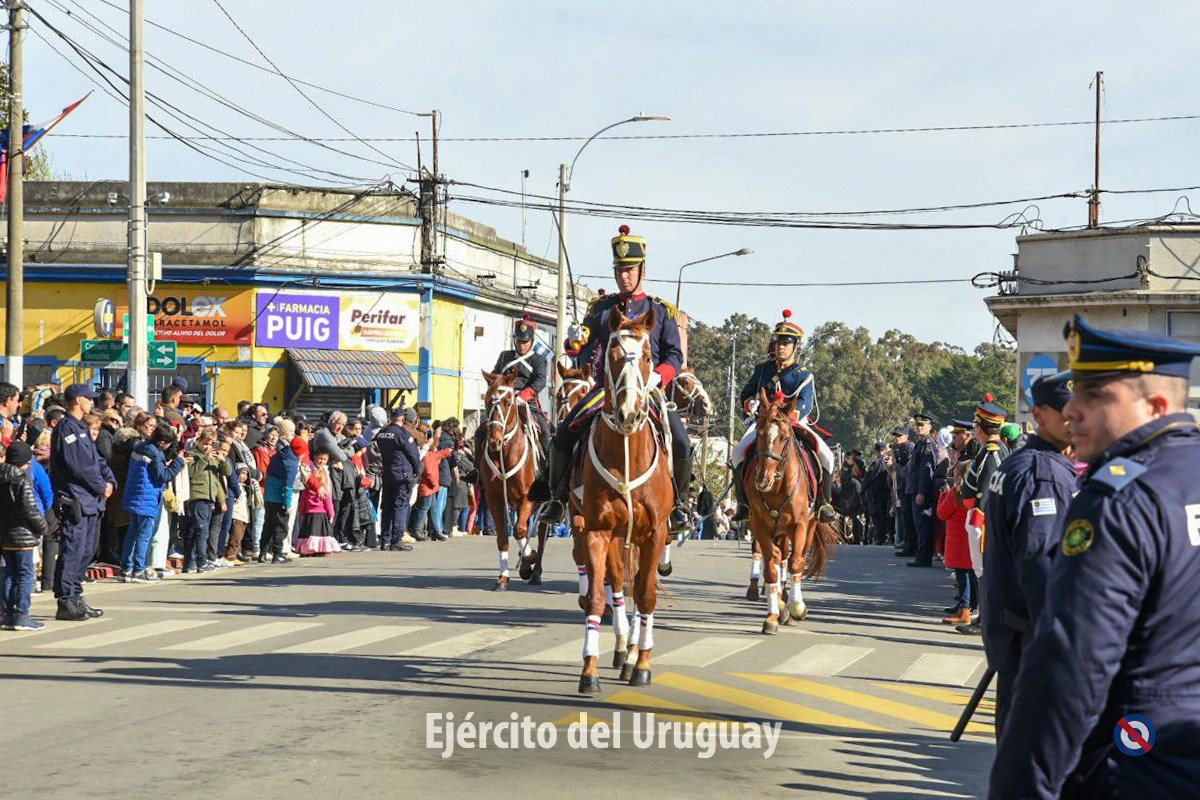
[0,92,91,204]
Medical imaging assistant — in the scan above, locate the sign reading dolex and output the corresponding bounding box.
[81,339,177,370]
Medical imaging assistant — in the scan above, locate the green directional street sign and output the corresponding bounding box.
[81,339,177,370]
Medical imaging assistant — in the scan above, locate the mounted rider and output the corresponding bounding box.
[531,224,693,534]
[730,309,837,523]
[477,315,552,462]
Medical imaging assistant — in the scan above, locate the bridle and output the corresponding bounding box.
[670,373,712,417]
[600,329,652,434]
[753,405,802,532]
[486,385,520,449]
[556,377,592,424]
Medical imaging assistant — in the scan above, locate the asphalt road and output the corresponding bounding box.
[1,536,996,799]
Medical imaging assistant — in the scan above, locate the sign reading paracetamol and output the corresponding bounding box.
[254,290,420,352]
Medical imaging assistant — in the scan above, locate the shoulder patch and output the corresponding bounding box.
[1061,518,1095,556]
[1090,457,1147,493]
[985,442,1000,452]
[64,433,78,445]
[652,296,680,321]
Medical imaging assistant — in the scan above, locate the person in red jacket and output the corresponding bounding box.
[937,477,977,625]
[412,424,453,541]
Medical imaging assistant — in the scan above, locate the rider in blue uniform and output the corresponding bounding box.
[989,315,1200,800]
[478,316,552,462]
[531,225,692,533]
[730,310,836,523]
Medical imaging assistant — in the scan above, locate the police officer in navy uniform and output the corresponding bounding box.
[50,383,115,621]
[730,309,837,523]
[371,407,420,552]
[980,375,1077,739]
[908,412,941,567]
[532,225,692,533]
[989,315,1200,800]
[481,315,552,461]
[890,426,915,555]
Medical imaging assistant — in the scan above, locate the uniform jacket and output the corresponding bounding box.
[50,414,114,515]
[740,360,815,420]
[892,441,914,495]
[568,292,682,388]
[959,438,1008,507]
[492,348,548,405]
[123,440,187,518]
[910,434,943,504]
[264,439,300,507]
[989,415,1200,800]
[372,422,421,485]
[861,456,891,507]
[0,463,48,549]
[981,434,1076,674]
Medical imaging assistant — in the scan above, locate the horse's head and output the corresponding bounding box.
[555,362,592,424]
[603,307,655,435]
[672,369,714,419]
[481,369,519,451]
[754,386,797,492]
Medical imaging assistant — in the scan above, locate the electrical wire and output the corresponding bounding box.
[578,274,971,288]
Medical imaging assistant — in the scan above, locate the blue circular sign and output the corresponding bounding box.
[1113,714,1155,756]
[1023,354,1059,406]
[93,299,116,338]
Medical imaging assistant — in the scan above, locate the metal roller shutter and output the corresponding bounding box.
[291,386,369,422]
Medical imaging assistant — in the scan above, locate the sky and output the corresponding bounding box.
[20,0,1200,350]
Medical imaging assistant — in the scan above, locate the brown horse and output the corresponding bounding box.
[745,388,838,634]
[554,362,594,425]
[572,308,673,695]
[668,367,715,422]
[477,370,543,591]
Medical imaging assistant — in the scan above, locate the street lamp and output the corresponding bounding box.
[555,114,670,369]
[674,248,754,309]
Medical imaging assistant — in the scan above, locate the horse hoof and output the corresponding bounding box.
[745,584,760,602]
[628,668,652,687]
[619,661,635,683]
[778,604,791,625]
[492,579,508,592]
[783,614,801,626]
[612,649,627,670]
[528,570,542,586]
[518,561,533,581]
[601,607,613,625]
[762,620,779,635]
[578,675,602,695]
[657,562,673,578]
[789,604,808,622]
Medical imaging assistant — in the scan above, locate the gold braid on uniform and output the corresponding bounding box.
[652,296,680,321]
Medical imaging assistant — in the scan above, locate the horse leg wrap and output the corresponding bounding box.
[767,583,780,616]
[518,537,532,559]
[583,615,602,658]
[499,551,510,578]
[751,556,763,580]
[628,611,641,649]
[660,543,671,568]
[611,592,630,637]
[577,565,588,597]
[639,614,655,651]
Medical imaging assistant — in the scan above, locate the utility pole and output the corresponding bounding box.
[1088,70,1103,229]
[126,0,149,405]
[4,0,25,387]
[726,338,737,490]
[555,162,568,367]
[418,110,441,274]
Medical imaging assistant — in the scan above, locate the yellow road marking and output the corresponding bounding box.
[605,689,754,727]
[739,674,992,735]
[656,673,888,732]
[874,682,996,711]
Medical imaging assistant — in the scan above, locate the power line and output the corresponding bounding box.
[578,274,972,288]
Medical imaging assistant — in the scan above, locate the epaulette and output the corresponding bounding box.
[1090,457,1147,493]
[587,294,617,313]
[652,296,680,321]
[985,442,1001,452]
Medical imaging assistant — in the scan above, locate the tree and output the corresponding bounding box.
[0,62,53,181]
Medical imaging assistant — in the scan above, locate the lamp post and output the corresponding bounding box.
[555,114,669,370]
[674,248,754,309]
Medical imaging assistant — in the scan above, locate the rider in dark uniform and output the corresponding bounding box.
[956,395,1010,635]
[531,225,692,533]
[479,316,552,461]
[730,309,836,523]
[990,314,1200,800]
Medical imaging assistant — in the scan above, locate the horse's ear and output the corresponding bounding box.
[482,370,497,384]
[784,392,799,417]
[609,308,627,332]
[758,387,770,408]
[633,306,656,334]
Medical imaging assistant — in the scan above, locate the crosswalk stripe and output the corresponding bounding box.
[396,627,535,658]
[520,638,611,664]
[900,653,984,687]
[655,672,888,732]
[874,681,996,710]
[654,636,759,668]
[35,619,217,650]
[737,673,993,735]
[768,644,873,676]
[162,621,323,652]
[272,625,427,654]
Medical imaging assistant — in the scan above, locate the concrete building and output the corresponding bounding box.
[986,224,1200,422]
[0,181,583,421]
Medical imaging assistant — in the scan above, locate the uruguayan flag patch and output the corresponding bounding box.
[1030,497,1058,516]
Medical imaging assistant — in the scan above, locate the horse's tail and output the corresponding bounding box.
[804,519,839,580]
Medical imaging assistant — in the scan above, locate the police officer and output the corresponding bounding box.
[730,309,837,523]
[532,225,692,533]
[990,315,1200,800]
[908,413,942,567]
[890,426,915,556]
[50,384,115,621]
[480,316,552,460]
[371,408,420,552]
[980,375,1076,739]
[861,441,891,545]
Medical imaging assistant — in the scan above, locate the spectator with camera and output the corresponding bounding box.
[121,422,188,582]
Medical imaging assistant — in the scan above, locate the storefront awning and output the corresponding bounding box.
[287,349,417,391]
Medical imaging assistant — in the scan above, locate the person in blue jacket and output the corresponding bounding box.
[989,315,1200,800]
[28,451,52,515]
[260,417,300,563]
[121,423,187,582]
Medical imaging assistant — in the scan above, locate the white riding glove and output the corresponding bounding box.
[646,371,662,392]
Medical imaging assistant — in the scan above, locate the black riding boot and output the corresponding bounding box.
[669,453,694,534]
[533,445,571,522]
[818,472,837,523]
[732,462,750,522]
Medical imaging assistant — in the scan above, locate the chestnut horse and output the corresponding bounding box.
[478,370,543,591]
[668,368,715,422]
[745,388,838,634]
[554,362,594,425]
[572,308,673,695]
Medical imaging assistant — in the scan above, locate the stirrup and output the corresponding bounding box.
[732,503,749,522]
[540,498,566,523]
[669,506,690,534]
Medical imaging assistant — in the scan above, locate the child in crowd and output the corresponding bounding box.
[296,450,340,555]
[224,463,253,564]
[1,441,49,631]
[184,431,230,574]
[937,464,977,625]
